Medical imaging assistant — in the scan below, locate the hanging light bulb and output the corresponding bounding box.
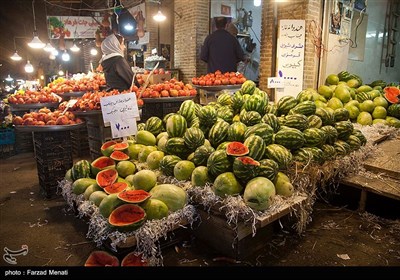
[62,50,70,61]
[28,1,45,49]
[254,0,261,6]
[58,70,64,76]
[124,22,134,31]
[153,10,166,22]
[44,43,55,52]
[10,51,22,61]
[90,48,98,56]
[5,75,14,82]
[25,60,34,73]
[51,49,59,56]
[70,42,80,52]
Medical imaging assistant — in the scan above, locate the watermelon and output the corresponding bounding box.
[227,122,247,142]
[243,134,265,161]
[207,150,231,178]
[273,127,305,150]
[144,117,164,136]
[192,145,215,166]
[264,144,293,170]
[166,114,187,138]
[232,156,260,183]
[71,160,91,181]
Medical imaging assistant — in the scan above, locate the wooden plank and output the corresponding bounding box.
[341,174,400,201]
[363,138,400,179]
[256,195,307,228]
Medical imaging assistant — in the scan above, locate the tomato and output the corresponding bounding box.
[214,79,222,86]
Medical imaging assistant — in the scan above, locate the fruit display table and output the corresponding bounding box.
[60,91,86,101]
[15,122,85,198]
[10,103,61,154]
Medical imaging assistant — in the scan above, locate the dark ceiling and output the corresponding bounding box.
[0,0,143,80]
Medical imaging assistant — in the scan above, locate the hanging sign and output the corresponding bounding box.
[100,93,140,138]
[276,19,305,101]
[47,16,105,39]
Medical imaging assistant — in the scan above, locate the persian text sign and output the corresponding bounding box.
[100,93,140,138]
[47,16,104,39]
[276,20,305,100]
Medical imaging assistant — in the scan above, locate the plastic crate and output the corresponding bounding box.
[71,127,89,157]
[141,97,193,122]
[15,130,33,153]
[33,131,73,198]
[0,128,15,145]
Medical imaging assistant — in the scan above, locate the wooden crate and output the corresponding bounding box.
[193,195,307,259]
[340,136,400,211]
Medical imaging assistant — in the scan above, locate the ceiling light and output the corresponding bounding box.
[44,43,55,52]
[25,60,34,73]
[254,0,261,6]
[90,48,98,56]
[70,43,80,52]
[124,23,134,31]
[5,75,14,82]
[51,49,59,56]
[62,50,70,61]
[28,1,45,49]
[10,51,22,61]
[58,70,64,76]
[153,10,166,22]
[28,35,46,49]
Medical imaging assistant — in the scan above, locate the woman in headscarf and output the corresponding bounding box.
[99,33,138,91]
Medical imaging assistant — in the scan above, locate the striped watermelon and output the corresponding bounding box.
[292,148,313,163]
[262,113,281,133]
[315,107,335,126]
[277,96,298,116]
[258,159,279,181]
[71,160,91,181]
[351,129,367,146]
[232,156,260,183]
[137,122,145,131]
[207,150,232,178]
[346,135,362,151]
[265,103,278,115]
[264,144,293,169]
[144,116,164,136]
[240,109,262,126]
[192,145,215,166]
[241,80,256,95]
[183,127,205,151]
[307,115,322,129]
[166,114,187,138]
[208,120,230,148]
[320,125,338,145]
[227,122,247,142]
[289,101,316,116]
[243,94,266,115]
[320,144,337,161]
[217,106,234,123]
[273,127,305,150]
[189,117,200,128]
[197,105,217,128]
[217,92,233,106]
[159,155,182,176]
[232,91,244,114]
[335,121,354,140]
[165,137,190,158]
[333,108,350,122]
[284,114,309,131]
[244,134,265,161]
[244,123,274,145]
[179,100,196,122]
[334,140,351,156]
[303,128,327,147]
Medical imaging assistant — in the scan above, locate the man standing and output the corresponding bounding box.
[200,17,245,73]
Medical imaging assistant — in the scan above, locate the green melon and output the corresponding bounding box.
[212,172,243,198]
[243,177,276,211]
[149,184,188,212]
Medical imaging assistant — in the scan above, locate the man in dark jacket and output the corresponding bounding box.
[100,33,137,91]
[200,17,245,73]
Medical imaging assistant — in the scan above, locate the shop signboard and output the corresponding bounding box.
[47,16,104,39]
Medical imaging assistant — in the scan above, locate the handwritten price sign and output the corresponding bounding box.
[100,93,140,138]
[276,19,305,100]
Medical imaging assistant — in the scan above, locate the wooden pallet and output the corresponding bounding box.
[340,136,400,211]
[193,195,307,260]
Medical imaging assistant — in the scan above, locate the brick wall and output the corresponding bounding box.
[174,0,209,83]
[258,0,322,100]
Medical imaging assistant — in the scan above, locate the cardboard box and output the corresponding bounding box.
[142,73,172,85]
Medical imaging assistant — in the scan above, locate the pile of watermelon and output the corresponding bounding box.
[320,71,400,127]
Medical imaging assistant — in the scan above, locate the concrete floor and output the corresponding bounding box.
[0,152,399,270]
